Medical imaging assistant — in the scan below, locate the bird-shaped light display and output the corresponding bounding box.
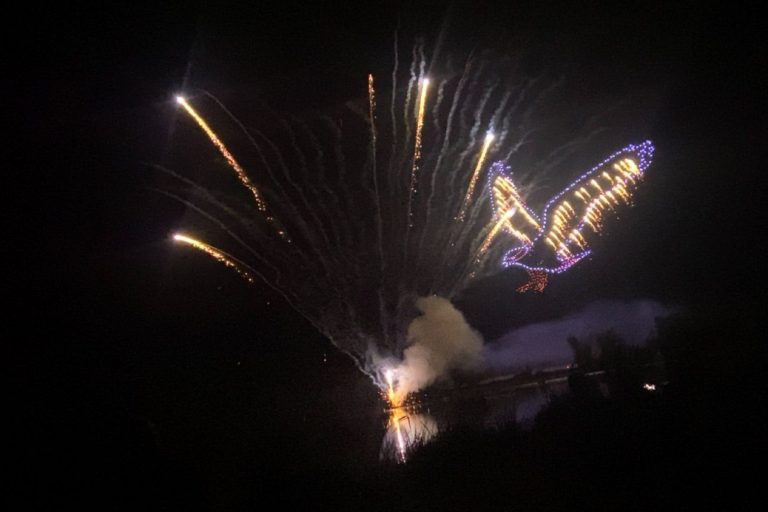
[487,141,654,291]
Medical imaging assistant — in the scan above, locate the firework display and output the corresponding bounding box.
[166,49,654,459]
[487,141,654,284]
[175,96,267,212]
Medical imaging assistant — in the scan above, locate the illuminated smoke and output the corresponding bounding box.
[486,141,654,276]
[388,296,483,401]
[484,300,673,373]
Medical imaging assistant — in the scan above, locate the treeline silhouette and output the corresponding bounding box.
[284,304,766,510]
[17,304,764,510]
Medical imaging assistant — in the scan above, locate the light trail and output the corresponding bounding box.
[407,78,430,223]
[175,96,267,212]
[483,141,654,291]
[172,233,255,283]
[457,131,495,221]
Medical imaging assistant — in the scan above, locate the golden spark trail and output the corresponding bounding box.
[173,233,255,283]
[368,74,377,149]
[408,78,430,216]
[175,96,267,212]
[458,132,495,221]
[412,78,429,169]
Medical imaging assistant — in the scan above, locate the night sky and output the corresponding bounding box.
[14,1,764,508]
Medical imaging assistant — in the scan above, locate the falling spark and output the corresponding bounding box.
[172,233,255,283]
[408,78,430,220]
[457,131,495,221]
[175,96,267,212]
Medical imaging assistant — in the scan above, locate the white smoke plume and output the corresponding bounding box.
[392,296,484,397]
[484,299,674,373]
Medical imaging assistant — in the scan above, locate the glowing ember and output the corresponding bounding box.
[407,78,430,225]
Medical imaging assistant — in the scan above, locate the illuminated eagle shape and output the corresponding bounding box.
[487,141,654,292]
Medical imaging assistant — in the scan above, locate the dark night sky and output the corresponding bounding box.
[12,0,765,506]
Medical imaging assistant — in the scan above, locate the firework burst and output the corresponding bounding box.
[162,45,654,431]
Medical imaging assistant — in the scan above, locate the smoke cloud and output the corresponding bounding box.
[376,298,672,398]
[393,296,484,396]
[484,299,673,373]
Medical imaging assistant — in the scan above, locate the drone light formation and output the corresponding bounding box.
[487,141,654,284]
[412,78,430,171]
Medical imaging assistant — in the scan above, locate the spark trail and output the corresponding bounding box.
[173,233,255,283]
[175,96,267,212]
[457,131,495,221]
[407,78,430,225]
